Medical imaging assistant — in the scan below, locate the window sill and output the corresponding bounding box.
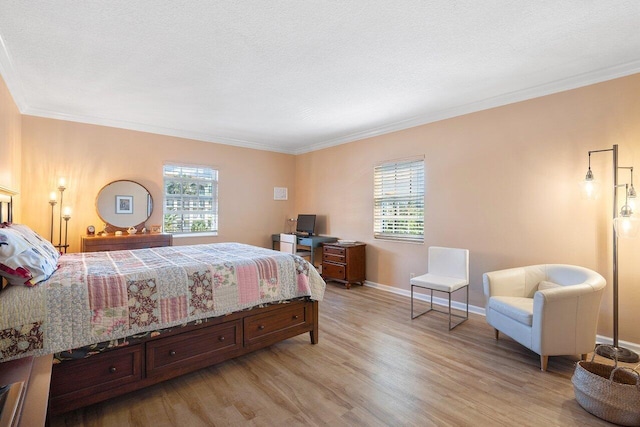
[171,232,218,238]
[374,236,424,244]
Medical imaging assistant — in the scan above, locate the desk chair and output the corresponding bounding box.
[410,246,469,330]
[279,233,312,260]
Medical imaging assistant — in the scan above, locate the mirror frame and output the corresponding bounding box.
[95,179,153,232]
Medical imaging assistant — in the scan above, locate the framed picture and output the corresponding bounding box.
[150,224,162,233]
[116,195,133,214]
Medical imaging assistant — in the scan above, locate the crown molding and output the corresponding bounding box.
[0,33,27,111]
[294,60,640,154]
[0,185,18,196]
[4,28,640,157]
[21,107,295,154]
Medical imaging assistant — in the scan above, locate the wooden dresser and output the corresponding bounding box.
[321,242,366,289]
[81,233,173,252]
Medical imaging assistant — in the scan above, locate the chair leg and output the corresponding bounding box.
[581,354,588,361]
[410,285,414,319]
[447,287,468,330]
[448,291,452,330]
[540,355,548,372]
[466,284,469,319]
[494,329,499,340]
[411,285,435,320]
[412,284,467,329]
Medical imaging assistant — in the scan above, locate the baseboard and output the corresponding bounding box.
[363,280,640,355]
[363,280,486,316]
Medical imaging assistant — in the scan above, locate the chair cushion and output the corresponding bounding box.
[489,296,534,326]
[410,273,468,292]
[537,280,561,291]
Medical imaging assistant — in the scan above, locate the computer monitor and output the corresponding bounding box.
[296,214,316,236]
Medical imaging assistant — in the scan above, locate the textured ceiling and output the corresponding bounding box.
[1,1,640,154]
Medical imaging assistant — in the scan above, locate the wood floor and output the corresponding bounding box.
[50,283,625,427]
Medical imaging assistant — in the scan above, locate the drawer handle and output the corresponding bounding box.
[293,315,299,320]
[218,336,225,342]
[109,366,117,373]
[258,325,265,330]
[169,350,176,356]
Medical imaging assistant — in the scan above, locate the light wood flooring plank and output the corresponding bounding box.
[50,283,625,426]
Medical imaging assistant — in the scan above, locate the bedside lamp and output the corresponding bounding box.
[48,177,72,253]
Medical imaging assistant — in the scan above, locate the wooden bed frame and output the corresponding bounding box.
[49,298,319,415]
[0,194,320,415]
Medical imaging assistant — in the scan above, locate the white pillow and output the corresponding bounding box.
[0,224,60,286]
[538,280,561,291]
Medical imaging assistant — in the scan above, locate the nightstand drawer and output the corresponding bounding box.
[323,252,345,264]
[323,246,345,256]
[322,262,345,280]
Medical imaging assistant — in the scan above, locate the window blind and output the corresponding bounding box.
[373,157,425,242]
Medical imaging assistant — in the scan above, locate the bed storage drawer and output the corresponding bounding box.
[48,300,319,415]
[146,320,242,379]
[244,303,312,347]
[50,344,142,401]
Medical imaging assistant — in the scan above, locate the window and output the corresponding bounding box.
[373,157,425,242]
[163,164,218,234]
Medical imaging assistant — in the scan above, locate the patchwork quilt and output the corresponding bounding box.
[0,243,325,361]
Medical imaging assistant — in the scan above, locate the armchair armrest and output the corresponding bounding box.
[532,284,605,355]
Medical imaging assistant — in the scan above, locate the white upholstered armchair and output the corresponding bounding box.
[482,264,606,371]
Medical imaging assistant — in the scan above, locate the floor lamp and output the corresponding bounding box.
[48,177,72,254]
[582,144,640,363]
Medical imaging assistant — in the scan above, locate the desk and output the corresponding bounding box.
[271,234,338,266]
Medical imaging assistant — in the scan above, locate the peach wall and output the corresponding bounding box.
[0,73,21,217]
[8,70,640,345]
[20,117,296,253]
[296,74,640,345]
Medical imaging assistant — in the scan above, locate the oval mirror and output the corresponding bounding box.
[96,180,153,229]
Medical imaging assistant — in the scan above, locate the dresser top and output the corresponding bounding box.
[323,241,366,247]
[83,233,171,240]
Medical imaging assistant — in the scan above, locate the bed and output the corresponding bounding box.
[0,219,325,415]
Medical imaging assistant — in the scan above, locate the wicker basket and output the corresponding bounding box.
[572,357,640,426]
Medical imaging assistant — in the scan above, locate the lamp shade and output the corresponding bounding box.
[580,177,601,199]
[613,215,640,238]
[628,195,637,213]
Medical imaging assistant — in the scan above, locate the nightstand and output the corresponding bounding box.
[321,242,366,289]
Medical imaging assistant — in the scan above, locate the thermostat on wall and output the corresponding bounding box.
[274,187,288,201]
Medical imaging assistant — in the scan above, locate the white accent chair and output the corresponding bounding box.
[279,233,311,260]
[410,246,470,330]
[482,264,606,371]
